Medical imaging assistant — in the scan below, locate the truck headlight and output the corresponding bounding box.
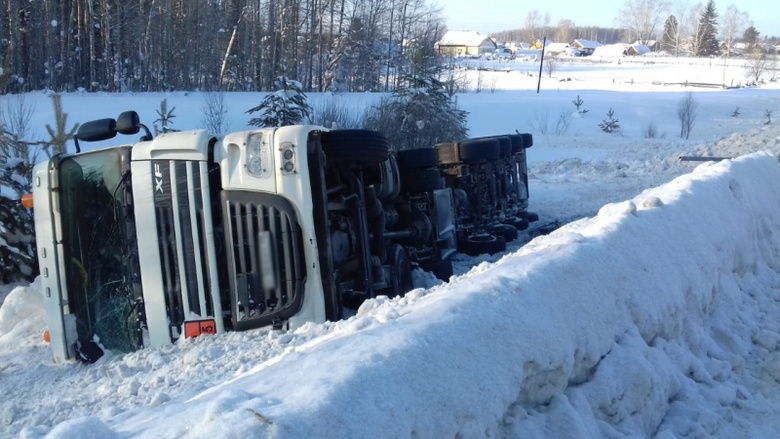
[246,133,272,178]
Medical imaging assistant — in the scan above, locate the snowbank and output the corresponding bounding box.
[91,153,780,438]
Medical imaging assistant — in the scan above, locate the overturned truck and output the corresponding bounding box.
[28,111,534,362]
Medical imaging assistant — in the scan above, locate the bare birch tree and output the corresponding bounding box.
[720,5,750,57]
[617,0,671,43]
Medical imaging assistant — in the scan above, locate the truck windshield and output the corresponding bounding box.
[58,147,141,354]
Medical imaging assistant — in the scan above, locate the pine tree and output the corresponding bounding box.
[694,0,720,57]
[742,26,760,53]
[246,76,312,127]
[44,94,79,156]
[154,98,177,134]
[364,68,469,151]
[0,153,36,283]
[661,15,679,55]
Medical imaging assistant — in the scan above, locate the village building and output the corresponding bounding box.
[435,31,497,57]
[570,39,602,56]
[592,44,630,58]
[626,44,652,56]
[529,39,548,50]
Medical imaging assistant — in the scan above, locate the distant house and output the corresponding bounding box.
[435,31,497,57]
[570,39,602,56]
[508,42,526,52]
[592,44,629,58]
[634,40,661,52]
[626,44,652,56]
[544,42,571,56]
[529,39,549,50]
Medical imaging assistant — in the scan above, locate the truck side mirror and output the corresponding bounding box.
[116,110,153,141]
[116,111,141,135]
[73,118,117,153]
[76,118,117,142]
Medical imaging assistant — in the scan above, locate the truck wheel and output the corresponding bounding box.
[396,148,438,170]
[401,168,443,193]
[496,136,512,158]
[321,129,390,164]
[458,234,506,256]
[490,223,518,242]
[387,244,414,297]
[520,211,540,223]
[508,134,525,154]
[504,216,530,231]
[520,133,533,149]
[364,155,400,201]
[459,138,500,163]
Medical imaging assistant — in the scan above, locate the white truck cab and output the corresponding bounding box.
[32,112,457,362]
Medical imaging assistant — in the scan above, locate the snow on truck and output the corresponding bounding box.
[27,111,535,363]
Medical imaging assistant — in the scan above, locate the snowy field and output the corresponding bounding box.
[2,56,780,438]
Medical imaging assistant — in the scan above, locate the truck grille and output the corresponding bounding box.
[222,191,305,331]
[153,160,217,341]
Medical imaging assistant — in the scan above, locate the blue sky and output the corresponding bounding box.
[440,0,778,38]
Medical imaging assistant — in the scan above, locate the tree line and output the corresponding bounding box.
[496,2,775,57]
[0,0,445,93]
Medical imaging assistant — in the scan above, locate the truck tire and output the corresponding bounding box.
[520,211,540,223]
[496,136,512,158]
[459,138,500,163]
[396,148,438,171]
[508,134,525,154]
[504,216,530,231]
[401,168,443,193]
[520,133,533,148]
[490,223,518,242]
[363,155,400,201]
[321,129,390,164]
[386,244,414,297]
[458,234,506,255]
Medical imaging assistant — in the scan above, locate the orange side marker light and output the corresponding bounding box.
[21,193,34,209]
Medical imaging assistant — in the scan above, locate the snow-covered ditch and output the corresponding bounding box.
[4,153,780,438]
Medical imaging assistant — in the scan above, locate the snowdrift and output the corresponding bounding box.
[4,153,780,438]
[95,153,780,438]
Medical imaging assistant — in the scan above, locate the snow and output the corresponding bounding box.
[2,57,780,438]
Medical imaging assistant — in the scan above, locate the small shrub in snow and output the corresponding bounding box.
[643,121,658,138]
[572,95,585,113]
[677,92,697,139]
[529,110,549,135]
[555,111,571,135]
[744,54,775,84]
[544,56,557,78]
[732,106,740,117]
[309,99,364,129]
[474,70,485,93]
[571,95,589,118]
[44,94,78,155]
[201,93,229,134]
[154,98,177,134]
[598,108,620,133]
[0,95,35,160]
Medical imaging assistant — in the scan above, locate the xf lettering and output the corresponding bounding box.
[154,164,163,193]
